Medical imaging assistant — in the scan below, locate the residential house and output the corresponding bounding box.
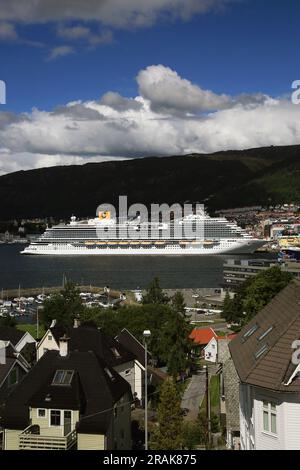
[189,327,217,360]
[0,326,36,354]
[230,280,300,450]
[1,336,132,450]
[0,343,30,404]
[37,322,140,399]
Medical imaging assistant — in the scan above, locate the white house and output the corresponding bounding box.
[203,336,218,363]
[230,279,300,450]
[0,326,36,353]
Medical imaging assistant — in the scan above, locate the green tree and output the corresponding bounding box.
[150,377,183,450]
[221,266,293,327]
[42,282,84,328]
[142,277,169,305]
[0,315,17,327]
[160,292,192,377]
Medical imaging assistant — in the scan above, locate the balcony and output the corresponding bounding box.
[19,425,76,450]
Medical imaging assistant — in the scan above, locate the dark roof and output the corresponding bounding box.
[1,349,131,433]
[229,280,300,393]
[116,328,148,367]
[0,327,25,346]
[48,325,135,367]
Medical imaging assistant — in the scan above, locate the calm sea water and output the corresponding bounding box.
[0,244,277,290]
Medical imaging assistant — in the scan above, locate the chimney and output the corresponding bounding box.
[59,334,70,357]
[73,317,81,328]
[50,319,57,328]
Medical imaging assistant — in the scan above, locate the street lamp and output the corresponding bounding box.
[143,329,151,450]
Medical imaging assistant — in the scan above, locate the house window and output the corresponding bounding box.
[38,408,46,418]
[125,369,131,376]
[50,409,61,426]
[262,401,277,434]
[48,335,53,341]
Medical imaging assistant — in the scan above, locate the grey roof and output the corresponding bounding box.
[1,349,131,433]
[49,325,135,367]
[229,280,300,393]
[115,328,148,367]
[0,327,25,346]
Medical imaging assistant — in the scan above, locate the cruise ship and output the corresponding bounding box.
[21,211,265,255]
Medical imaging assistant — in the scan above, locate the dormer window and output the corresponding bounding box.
[52,370,74,386]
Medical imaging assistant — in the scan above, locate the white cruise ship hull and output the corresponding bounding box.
[21,239,265,256]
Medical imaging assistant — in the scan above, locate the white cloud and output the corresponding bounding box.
[57,24,113,46]
[0,65,300,175]
[0,1,233,28]
[47,45,75,60]
[0,22,18,40]
[137,64,231,114]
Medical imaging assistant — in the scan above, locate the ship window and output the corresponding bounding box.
[52,370,74,385]
[258,326,274,341]
[242,323,259,342]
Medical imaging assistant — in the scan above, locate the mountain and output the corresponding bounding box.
[0,145,300,220]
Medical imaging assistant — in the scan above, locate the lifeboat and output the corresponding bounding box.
[155,241,166,245]
[179,241,189,245]
[119,241,129,245]
[141,241,151,245]
[130,241,140,245]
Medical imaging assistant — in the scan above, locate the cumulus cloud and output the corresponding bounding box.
[0,1,233,28]
[47,45,75,60]
[137,64,231,114]
[100,92,143,111]
[0,64,300,175]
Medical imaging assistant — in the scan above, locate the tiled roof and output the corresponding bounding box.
[229,280,300,393]
[189,327,217,345]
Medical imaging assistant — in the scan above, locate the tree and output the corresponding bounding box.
[142,277,169,305]
[159,292,192,377]
[221,267,293,327]
[0,315,17,328]
[150,377,183,450]
[42,282,84,328]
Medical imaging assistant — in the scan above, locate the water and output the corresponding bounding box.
[0,244,276,290]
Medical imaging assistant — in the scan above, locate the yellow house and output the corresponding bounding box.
[2,337,132,450]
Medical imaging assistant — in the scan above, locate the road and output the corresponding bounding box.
[181,372,207,420]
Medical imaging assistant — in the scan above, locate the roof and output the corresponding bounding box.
[229,280,300,393]
[115,328,148,367]
[48,325,135,367]
[1,349,131,433]
[0,327,25,347]
[217,333,237,341]
[189,327,217,345]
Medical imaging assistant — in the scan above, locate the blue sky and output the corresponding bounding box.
[0,0,300,174]
[0,0,298,112]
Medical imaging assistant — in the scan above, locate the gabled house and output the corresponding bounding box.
[0,326,36,354]
[0,343,30,404]
[230,280,300,450]
[115,328,148,401]
[37,322,141,399]
[1,336,132,450]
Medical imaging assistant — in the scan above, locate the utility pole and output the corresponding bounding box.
[205,366,211,448]
[143,329,151,450]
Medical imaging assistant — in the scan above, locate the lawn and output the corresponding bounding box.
[199,374,220,416]
[17,323,45,340]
